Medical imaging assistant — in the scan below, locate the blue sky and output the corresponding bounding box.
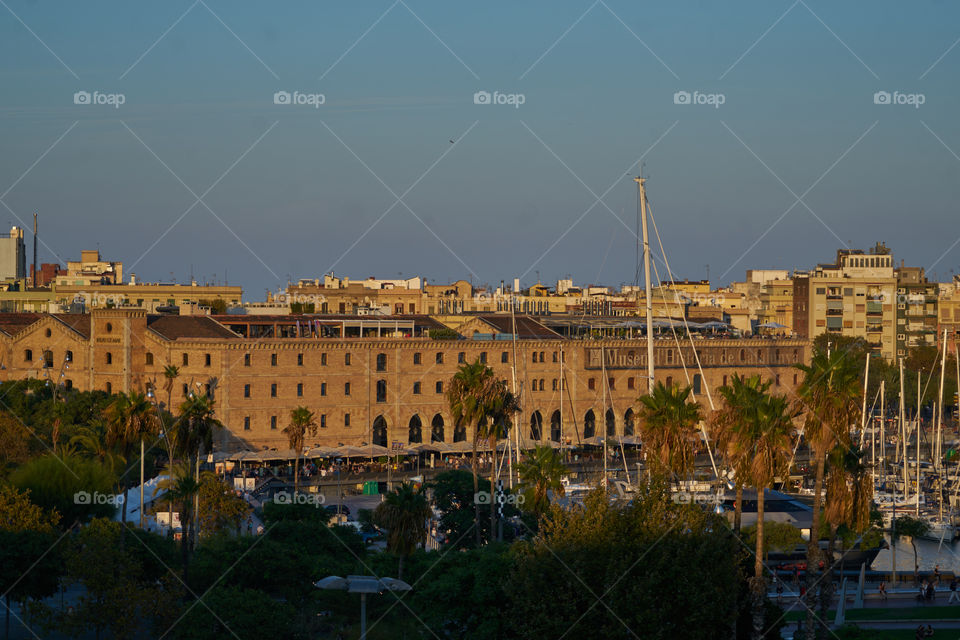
[2,1,959,298]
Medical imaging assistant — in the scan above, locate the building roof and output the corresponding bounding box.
[474,315,561,339]
[147,315,240,340]
[52,314,91,338]
[0,313,43,337]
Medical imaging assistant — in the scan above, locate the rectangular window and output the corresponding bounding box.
[608,377,615,390]
[297,383,303,397]
[244,353,251,366]
[244,384,250,398]
[270,416,277,430]
[552,379,558,391]
[321,383,327,396]
[344,413,350,427]
[376,380,386,403]
[345,353,351,366]
[297,353,303,366]
[182,383,188,396]
[271,353,277,367]
[458,352,465,364]
[627,377,635,390]
[321,353,327,366]
[436,381,443,394]
[501,351,509,363]
[693,374,702,395]
[414,352,421,365]
[205,353,211,367]
[414,382,422,394]
[479,352,487,364]
[321,414,327,428]
[436,352,443,364]
[243,416,250,431]
[344,382,351,396]
[182,353,189,366]
[588,378,596,391]
[145,352,153,366]
[271,383,277,398]
[775,374,781,387]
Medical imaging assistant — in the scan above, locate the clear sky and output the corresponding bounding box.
[2,1,959,298]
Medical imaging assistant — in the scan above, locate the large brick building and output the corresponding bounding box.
[0,310,811,453]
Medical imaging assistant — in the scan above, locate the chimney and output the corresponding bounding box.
[32,213,37,288]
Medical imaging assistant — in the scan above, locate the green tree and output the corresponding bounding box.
[105,391,161,527]
[509,482,743,640]
[373,482,432,580]
[795,346,862,640]
[173,585,295,640]
[719,380,795,640]
[196,471,251,536]
[9,453,117,524]
[893,516,930,576]
[159,462,201,576]
[0,413,33,480]
[636,381,703,483]
[741,521,804,565]
[162,365,180,413]
[0,486,62,640]
[282,406,317,495]
[50,518,181,640]
[517,444,566,518]
[447,360,498,545]
[430,469,489,548]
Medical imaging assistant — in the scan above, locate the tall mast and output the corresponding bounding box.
[937,327,948,470]
[634,173,655,393]
[900,358,908,505]
[880,379,885,478]
[859,354,870,448]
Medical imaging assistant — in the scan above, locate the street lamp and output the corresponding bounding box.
[315,575,412,639]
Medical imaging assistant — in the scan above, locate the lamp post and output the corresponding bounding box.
[315,575,412,639]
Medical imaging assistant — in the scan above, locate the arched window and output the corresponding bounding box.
[550,410,562,442]
[739,349,746,362]
[42,350,53,368]
[530,411,543,441]
[408,415,423,443]
[372,415,388,448]
[65,350,73,363]
[431,414,445,442]
[624,409,635,436]
[376,380,387,403]
[376,353,387,372]
[605,409,616,437]
[453,424,467,442]
[583,410,596,439]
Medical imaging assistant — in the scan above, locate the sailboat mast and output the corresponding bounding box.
[900,358,908,505]
[860,355,870,448]
[635,174,655,393]
[917,372,921,517]
[938,328,948,470]
[880,380,885,477]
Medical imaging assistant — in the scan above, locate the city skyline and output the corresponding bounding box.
[3,2,960,295]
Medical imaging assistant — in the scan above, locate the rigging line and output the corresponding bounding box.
[643,201,721,482]
[647,200,715,411]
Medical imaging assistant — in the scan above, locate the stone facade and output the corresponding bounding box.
[0,310,812,453]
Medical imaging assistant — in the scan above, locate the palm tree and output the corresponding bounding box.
[822,446,874,602]
[636,381,703,484]
[713,374,769,535]
[283,406,317,495]
[447,360,498,545]
[105,391,161,527]
[795,348,862,639]
[162,365,180,412]
[159,462,200,577]
[373,482,432,580]
[69,421,125,477]
[174,394,224,544]
[517,444,566,518]
[477,382,519,538]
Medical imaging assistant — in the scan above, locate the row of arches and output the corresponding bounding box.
[530,408,635,441]
[371,414,468,447]
[370,408,638,447]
